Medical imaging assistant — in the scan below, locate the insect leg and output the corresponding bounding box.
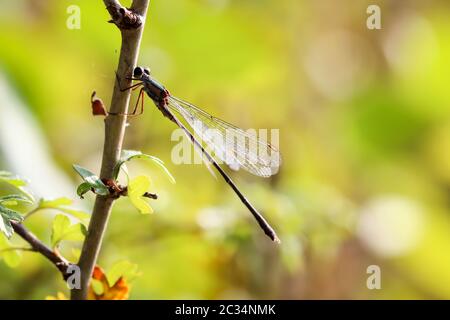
[108,88,145,117]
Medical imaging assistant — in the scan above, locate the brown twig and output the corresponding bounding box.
[11,222,72,280]
[105,0,143,29]
[70,0,150,300]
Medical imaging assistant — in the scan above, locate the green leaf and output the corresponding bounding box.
[0,172,34,202]
[0,201,17,207]
[113,150,176,184]
[58,208,90,221]
[51,214,87,248]
[0,195,33,205]
[0,172,26,187]
[38,197,89,221]
[106,260,140,286]
[39,197,72,207]
[0,206,23,222]
[91,279,104,295]
[0,215,14,239]
[128,176,153,214]
[0,204,24,238]
[76,182,92,199]
[0,205,23,222]
[72,165,109,197]
[0,235,22,268]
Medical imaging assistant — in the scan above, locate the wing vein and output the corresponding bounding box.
[167,96,281,177]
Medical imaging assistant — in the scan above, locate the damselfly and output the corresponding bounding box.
[115,67,281,242]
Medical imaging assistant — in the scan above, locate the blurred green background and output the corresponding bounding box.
[0,0,450,299]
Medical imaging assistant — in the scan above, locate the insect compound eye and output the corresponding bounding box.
[144,68,151,75]
[133,67,143,77]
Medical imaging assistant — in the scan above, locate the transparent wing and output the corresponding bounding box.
[167,96,281,177]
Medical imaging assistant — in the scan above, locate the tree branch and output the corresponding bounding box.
[105,0,143,29]
[11,222,72,280]
[70,0,150,300]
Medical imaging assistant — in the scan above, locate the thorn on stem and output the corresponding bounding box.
[91,91,107,116]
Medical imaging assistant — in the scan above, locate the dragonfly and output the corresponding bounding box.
[114,66,281,243]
